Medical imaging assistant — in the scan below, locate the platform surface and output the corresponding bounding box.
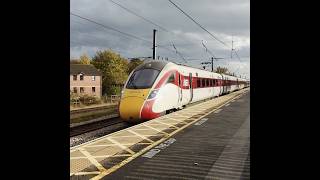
[106,91,250,179]
[70,89,249,180]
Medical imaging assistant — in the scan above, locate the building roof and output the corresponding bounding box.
[70,64,102,76]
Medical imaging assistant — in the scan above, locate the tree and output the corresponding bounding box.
[214,66,229,74]
[127,58,144,74]
[91,50,129,95]
[79,53,91,65]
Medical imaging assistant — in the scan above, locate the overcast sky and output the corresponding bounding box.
[70,0,250,78]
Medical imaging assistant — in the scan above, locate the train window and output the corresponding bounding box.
[197,78,200,87]
[126,68,160,89]
[166,73,175,84]
[211,79,214,86]
[206,79,209,87]
[202,78,205,87]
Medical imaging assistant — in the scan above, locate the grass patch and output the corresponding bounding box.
[70,105,118,124]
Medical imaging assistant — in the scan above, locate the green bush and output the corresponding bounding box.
[106,85,122,95]
[79,95,100,105]
[70,92,80,104]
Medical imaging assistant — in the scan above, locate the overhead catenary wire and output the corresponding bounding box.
[172,43,187,63]
[167,0,247,74]
[168,0,230,48]
[201,40,217,59]
[109,0,170,33]
[107,0,234,66]
[70,12,151,44]
[71,3,247,76]
[108,0,209,62]
[70,12,183,61]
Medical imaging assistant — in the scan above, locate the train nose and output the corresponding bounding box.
[119,97,145,121]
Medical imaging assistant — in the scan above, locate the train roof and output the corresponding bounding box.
[137,60,169,71]
[140,60,249,81]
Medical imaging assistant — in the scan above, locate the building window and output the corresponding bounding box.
[92,87,96,93]
[80,87,84,93]
[73,75,77,81]
[80,74,84,81]
[206,79,209,87]
[73,87,77,93]
[92,76,95,81]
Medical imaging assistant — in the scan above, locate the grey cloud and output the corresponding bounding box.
[70,0,250,77]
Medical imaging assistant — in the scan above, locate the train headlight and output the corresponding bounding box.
[120,90,124,99]
[148,89,159,99]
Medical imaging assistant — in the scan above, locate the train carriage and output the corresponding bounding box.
[119,61,249,122]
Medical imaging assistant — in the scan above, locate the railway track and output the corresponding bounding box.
[70,90,248,138]
[70,117,129,137]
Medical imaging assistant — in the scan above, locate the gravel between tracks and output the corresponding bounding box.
[70,121,132,147]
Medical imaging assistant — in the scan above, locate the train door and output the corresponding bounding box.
[216,78,222,96]
[178,74,182,104]
[237,78,239,90]
[222,77,226,94]
[221,75,225,94]
[189,73,193,102]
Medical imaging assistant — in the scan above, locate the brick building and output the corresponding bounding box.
[70,64,102,98]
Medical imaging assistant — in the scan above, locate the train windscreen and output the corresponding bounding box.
[126,68,160,89]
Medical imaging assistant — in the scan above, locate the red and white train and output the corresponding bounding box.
[119,61,249,122]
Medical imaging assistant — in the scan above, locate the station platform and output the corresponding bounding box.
[70,88,250,180]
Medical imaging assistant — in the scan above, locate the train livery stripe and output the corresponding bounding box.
[154,70,178,89]
[140,99,161,120]
[155,70,248,90]
[119,89,151,120]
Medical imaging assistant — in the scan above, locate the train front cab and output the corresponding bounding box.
[119,61,169,122]
[119,68,159,121]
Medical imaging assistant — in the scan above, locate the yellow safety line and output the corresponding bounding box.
[71,156,90,160]
[111,135,145,138]
[93,154,131,158]
[78,148,107,172]
[165,117,188,124]
[72,90,247,179]
[130,128,154,131]
[173,114,192,118]
[127,129,154,143]
[85,144,126,148]
[90,92,245,180]
[72,172,100,176]
[136,142,153,145]
[143,124,170,136]
[106,137,135,155]
[154,120,179,129]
